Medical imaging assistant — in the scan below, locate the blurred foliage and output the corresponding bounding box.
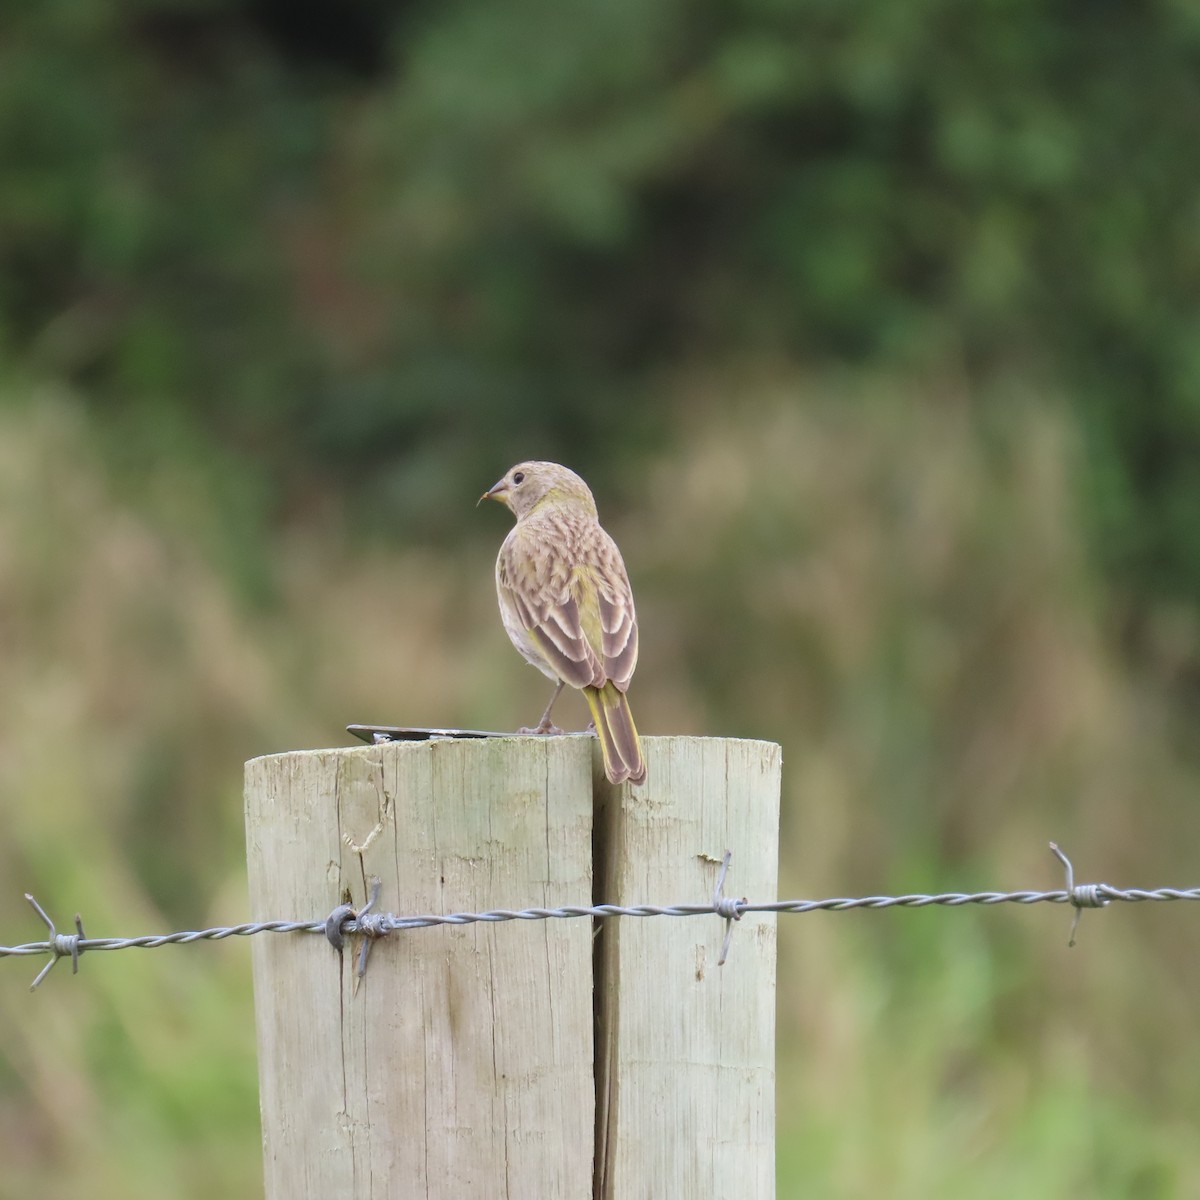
[3,1,1200,1197]
[3,386,1199,1198]
[4,0,1200,604]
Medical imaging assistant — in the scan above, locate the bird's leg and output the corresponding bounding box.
[520,680,566,735]
[534,680,566,734]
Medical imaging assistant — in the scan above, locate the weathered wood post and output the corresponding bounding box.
[245,734,780,1200]
[593,737,780,1198]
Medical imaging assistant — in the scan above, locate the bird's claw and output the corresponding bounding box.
[518,722,567,736]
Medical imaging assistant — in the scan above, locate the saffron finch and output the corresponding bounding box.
[480,461,647,786]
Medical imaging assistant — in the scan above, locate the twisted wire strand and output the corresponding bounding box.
[0,919,327,958]
[7,883,1197,959]
[4,856,1198,988]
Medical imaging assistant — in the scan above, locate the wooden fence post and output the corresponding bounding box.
[594,737,781,1199]
[244,735,780,1200]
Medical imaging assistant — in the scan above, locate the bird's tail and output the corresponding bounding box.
[584,682,647,786]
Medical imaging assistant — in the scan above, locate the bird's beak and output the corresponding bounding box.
[477,478,509,507]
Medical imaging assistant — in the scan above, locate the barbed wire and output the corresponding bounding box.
[3,843,1198,990]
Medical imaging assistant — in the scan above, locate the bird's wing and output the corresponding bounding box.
[589,528,639,692]
[498,526,606,689]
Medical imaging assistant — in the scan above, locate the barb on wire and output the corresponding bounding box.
[1049,841,1110,946]
[4,843,1199,988]
[350,878,385,978]
[712,850,744,966]
[23,894,87,991]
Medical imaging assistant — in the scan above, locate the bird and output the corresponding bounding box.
[480,461,647,786]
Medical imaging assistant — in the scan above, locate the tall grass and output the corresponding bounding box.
[0,377,1196,1197]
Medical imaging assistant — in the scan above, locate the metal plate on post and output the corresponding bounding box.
[346,724,512,745]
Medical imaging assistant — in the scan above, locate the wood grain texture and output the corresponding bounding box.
[244,736,595,1200]
[594,736,781,1200]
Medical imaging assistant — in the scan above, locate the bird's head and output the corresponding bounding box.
[479,461,598,520]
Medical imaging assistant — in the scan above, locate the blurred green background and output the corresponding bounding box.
[3,1,1200,1196]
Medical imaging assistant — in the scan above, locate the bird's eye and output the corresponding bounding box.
[512,471,525,485]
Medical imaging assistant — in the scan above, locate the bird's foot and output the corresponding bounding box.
[518,721,567,736]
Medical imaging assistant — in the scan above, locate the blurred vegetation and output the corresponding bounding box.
[2,2,1200,1197]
